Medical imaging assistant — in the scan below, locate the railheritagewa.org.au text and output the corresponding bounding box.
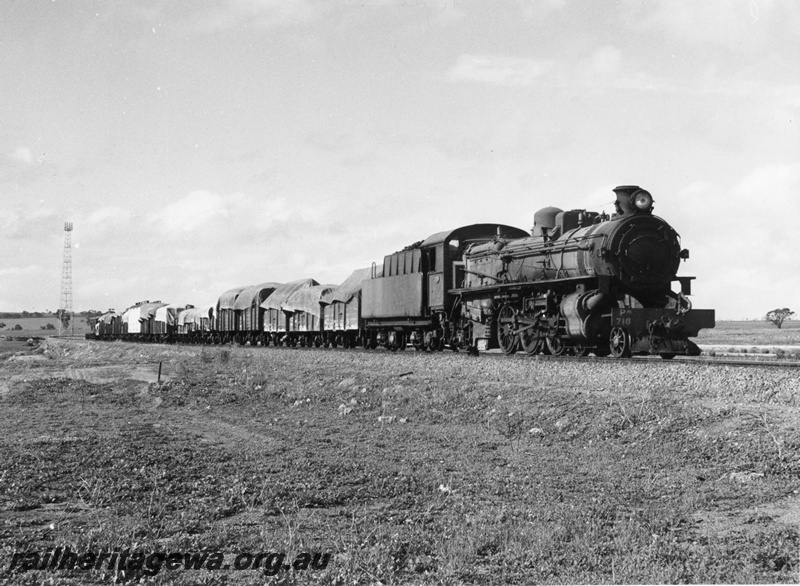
[8,547,331,577]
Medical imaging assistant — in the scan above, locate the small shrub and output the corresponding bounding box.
[218,349,231,364]
[12,324,22,331]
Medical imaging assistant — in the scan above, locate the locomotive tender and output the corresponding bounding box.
[91,186,714,358]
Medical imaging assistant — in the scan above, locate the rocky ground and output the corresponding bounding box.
[1,338,799,584]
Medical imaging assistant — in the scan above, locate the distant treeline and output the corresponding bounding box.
[0,311,102,319]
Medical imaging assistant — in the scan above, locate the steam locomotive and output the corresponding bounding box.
[91,186,714,359]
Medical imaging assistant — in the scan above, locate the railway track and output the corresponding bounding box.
[80,337,800,369]
[484,351,800,369]
[359,345,800,369]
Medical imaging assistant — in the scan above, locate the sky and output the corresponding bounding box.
[1,0,798,320]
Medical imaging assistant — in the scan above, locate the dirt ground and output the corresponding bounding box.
[1,338,798,585]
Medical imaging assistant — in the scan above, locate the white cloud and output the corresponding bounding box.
[590,46,622,75]
[671,163,800,318]
[188,0,325,33]
[625,0,800,51]
[12,146,33,164]
[148,190,229,232]
[0,265,46,277]
[519,0,567,19]
[146,189,329,240]
[88,206,134,225]
[448,54,555,86]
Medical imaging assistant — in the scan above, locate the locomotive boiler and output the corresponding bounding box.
[453,186,714,358]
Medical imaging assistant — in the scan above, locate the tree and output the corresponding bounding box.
[84,310,103,329]
[56,309,71,330]
[766,308,794,329]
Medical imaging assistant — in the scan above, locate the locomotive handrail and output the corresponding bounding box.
[449,274,595,295]
[501,234,606,260]
[462,268,503,282]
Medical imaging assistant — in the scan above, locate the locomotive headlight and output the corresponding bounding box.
[632,190,653,212]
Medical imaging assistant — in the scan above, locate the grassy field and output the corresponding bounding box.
[697,320,800,347]
[0,338,798,584]
[0,316,91,338]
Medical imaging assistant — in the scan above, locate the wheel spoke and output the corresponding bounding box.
[609,327,631,358]
[519,329,543,355]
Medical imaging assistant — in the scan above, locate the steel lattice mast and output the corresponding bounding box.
[59,222,73,335]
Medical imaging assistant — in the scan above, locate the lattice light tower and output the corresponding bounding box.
[58,222,73,335]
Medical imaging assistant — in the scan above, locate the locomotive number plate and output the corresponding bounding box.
[613,308,633,327]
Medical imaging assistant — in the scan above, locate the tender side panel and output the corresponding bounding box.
[427,272,444,309]
[362,273,424,319]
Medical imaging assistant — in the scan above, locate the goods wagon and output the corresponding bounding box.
[177,306,214,343]
[92,311,117,339]
[153,304,190,341]
[261,278,319,345]
[321,267,376,348]
[231,282,281,345]
[283,284,336,347]
[215,286,248,343]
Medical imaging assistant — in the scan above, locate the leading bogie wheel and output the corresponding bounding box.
[546,336,567,356]
[573,344,591,357]
[609,327,632,359]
